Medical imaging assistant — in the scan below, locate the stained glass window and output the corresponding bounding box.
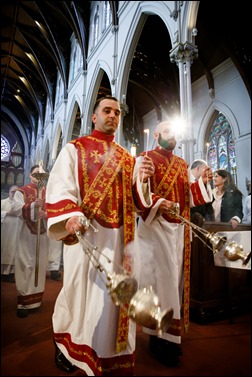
[207,112,237,183]
[1,135,10,160]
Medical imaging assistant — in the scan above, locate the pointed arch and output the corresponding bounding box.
[198,99,239,154]
[83,64,113,134]
[51,122,63,165]
[64,94,82,143]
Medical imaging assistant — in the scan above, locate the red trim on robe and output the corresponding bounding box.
[55,333,135,376]
[17,292,44,306]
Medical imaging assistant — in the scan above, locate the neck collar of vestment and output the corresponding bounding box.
[92,130,115,143]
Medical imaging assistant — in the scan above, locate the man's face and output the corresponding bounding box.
[195,164,205,179]
[156,125,177,151]
[92,99,121,135]
[30,167,40,184]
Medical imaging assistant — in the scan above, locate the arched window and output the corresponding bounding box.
[1,170,6,184]
[1,135,10,161]
[94,7,99,46]
[55,73,63,106]
[16,172,23,186]
[207,112,237,183]
[102,1,112,32]
[69,39,82,84]
[7,172,15,186]
[69,40,77,83]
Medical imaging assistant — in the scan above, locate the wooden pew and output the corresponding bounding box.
[190,222,251,323]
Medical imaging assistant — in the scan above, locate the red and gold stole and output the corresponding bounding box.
[144,150,191,333]
[19,183,46,235]
[76,137,136,353]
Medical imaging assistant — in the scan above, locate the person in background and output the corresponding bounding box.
[136,120,213,367]
[1,185,20,282]
[47,239,63,280]
[46,96,155,376]
[189,159,215,225]
[243,179,251,225]
[11,165,49,318]
[212,169,243,229]
[189,159,207,182]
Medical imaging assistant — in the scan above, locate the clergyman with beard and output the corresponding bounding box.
[136,120,213,366]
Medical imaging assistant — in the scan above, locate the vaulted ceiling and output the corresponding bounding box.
[1,1,251,155]
[1,0,91,152]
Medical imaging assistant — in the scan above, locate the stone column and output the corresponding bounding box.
[170,42,198,164]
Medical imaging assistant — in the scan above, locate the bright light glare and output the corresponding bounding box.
[170,117,185,138]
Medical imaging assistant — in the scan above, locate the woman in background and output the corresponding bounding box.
[212,169,243,229]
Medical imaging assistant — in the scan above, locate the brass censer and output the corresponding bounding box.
[170,203,251,266]
[75,216,173,335]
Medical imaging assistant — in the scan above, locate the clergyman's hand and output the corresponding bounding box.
[65,216,89,235]
[139,155,155,183]
[157,199,176,215]
[34,198,44,208]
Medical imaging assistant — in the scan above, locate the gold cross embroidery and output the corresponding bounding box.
[99,177,108,187]
[28,193,35,202]
[90,150,102,163]
[158,163,166,174]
